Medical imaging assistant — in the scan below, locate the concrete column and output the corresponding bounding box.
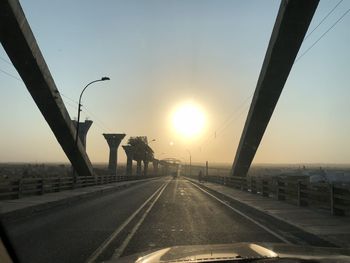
[136,160,142,176]
[122,145,135,176]
[152,159,159,176]
[143,160,149,176]
[103,133,126,175]
[72,120,93,149]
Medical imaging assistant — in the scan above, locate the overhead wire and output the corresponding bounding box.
[81,105,111,132]
[198,93,253,151]
[0,67,21,81]
[304,0,344,40]
[0,55,111,132]
[199,2,350,152]
[296,7,350,62]
[2,2,350,143]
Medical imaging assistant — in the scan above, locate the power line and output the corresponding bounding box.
[0,67,21,81]
[200,102,250,151]
[60,93,78,104]
[0,60,112,132]
[296,7,350,62]
[81,105,111,132]
[216,103,250,138]
[60,93,112,132]
[304,0,344,40]
[59,93,111,132]
[60,96,110,132]
[198,3,350,151]
[214,94,252,136]
[62,99,79,111]
[199,93,253,150]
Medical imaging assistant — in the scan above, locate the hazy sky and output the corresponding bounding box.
[1,0,350,165]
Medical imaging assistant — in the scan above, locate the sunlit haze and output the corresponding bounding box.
[172,101,206,139]
[1,0,350,165]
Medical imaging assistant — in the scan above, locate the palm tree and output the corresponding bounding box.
[127,136,154,176]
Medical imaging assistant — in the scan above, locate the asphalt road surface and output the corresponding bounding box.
[3,177,330,263]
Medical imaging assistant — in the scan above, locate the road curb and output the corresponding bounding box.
[0,178,158,223]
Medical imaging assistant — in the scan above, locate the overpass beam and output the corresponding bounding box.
[231,0,319,177]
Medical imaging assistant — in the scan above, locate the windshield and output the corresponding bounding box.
[1,1,350,263]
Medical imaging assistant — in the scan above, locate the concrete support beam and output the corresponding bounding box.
[152,159,159,176]
[136,160,142,176]
[72,120,93,149]
[231,0,319,177]
[103,134,126,175]
[143,160,149,176]
[122,145,135,176]
[0,0,94,177]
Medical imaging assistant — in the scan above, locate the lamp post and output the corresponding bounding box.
[186,149,191,177]
[75,77,110,147]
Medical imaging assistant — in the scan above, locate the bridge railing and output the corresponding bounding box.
[186,173,350,216]
[0,175,159,200]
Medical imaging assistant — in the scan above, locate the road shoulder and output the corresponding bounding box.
[186,177,350,248]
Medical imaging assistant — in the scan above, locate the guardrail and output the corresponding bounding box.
[186,174,350,216]
[0,175,158,201]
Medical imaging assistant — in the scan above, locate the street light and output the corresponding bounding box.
[75,77,110,146]
[186,149,192,177]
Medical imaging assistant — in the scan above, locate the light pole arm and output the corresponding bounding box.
[75,78,110,146]
[78,79,103,107]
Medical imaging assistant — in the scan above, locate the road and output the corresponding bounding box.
[3,177,329,263]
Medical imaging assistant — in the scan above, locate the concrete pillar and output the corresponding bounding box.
[103,133,126,175]
[72,120,93,149]
[122,145,135,176]
[152,159,159,176]
[143,160,149,176]
[136,160,142,176]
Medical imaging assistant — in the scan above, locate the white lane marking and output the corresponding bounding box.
[189,181,291,244]
[112,180,170,259]
[86,181,168,263]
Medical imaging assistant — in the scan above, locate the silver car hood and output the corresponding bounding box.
[112,243,350,263]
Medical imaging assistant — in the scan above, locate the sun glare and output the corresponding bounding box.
[172,102,206,138]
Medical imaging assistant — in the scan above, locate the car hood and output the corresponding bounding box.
[111,243,350,263]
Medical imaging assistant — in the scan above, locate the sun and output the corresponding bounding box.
[172,102,206,138]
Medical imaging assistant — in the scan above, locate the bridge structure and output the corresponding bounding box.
[3,1,350,263]
[0,0,318,178]
[231,0,319,177]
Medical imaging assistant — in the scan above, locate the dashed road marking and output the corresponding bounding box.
[86,181,168,263]
[112,180,170,259]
